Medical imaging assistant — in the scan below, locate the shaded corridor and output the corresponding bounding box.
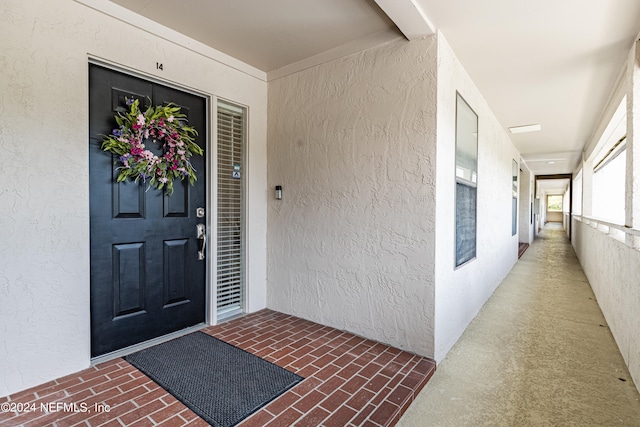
[399,223,640,426]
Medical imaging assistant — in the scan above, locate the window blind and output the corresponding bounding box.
[217,102,245,319]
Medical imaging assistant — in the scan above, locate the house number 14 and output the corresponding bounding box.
[156,62,164,71]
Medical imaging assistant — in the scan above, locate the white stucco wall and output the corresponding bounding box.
[267,37,438,357]
[0,0,267,397]
[572,219,640,390]
[433,35,521,362]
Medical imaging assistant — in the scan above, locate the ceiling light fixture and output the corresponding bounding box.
[509,124,541,134]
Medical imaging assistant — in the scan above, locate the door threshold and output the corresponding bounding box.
[217,310,245,324]
[91,323,206,366]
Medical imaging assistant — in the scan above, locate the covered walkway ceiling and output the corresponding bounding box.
[536,178,570,197]
[108,0,640,176]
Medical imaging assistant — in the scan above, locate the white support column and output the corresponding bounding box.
[582,159,594,218]
[626,41,640,248]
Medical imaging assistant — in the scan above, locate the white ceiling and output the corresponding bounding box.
[537,178,570,197]
[109,0,640,176]
[418,0,640,177]
[109,0,399,71]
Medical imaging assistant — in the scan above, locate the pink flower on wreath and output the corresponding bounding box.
[167,115,174,123]
[159,177,168,184]
[137,114,146,126]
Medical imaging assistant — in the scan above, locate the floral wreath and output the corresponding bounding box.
[101,98,203,195]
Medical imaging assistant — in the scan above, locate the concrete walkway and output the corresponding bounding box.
[398,223,640,426]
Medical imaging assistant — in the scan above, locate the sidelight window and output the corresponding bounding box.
[217,101,246,320]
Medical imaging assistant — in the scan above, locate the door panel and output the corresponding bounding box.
[163,239,189,306]
[89,64,207,357]
[112,242,146,318]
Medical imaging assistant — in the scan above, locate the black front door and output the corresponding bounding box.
[89,64,207,357]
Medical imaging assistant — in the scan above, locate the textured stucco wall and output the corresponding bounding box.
[433,35,521,362]
[0,0,267,397]
[572,219,640,391]
[267,37,438,356]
